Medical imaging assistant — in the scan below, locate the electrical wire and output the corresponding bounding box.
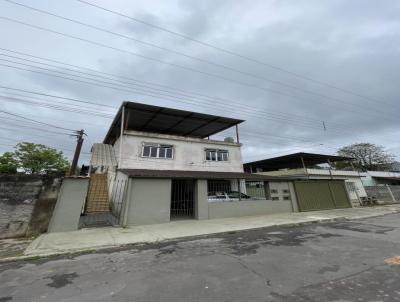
[74,0,396,107]
[0,16,396,118]
[5,0,397,113]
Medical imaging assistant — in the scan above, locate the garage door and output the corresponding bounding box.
[294,180,351,211]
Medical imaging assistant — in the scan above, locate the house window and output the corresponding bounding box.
[205,149,229,161]
[142,144,173,159]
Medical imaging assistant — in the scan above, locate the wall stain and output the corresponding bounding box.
[0,297,12,302]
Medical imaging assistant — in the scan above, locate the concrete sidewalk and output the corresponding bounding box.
[12,205,400,260]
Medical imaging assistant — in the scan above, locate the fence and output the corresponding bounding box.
[364,185,400,204]
[207,179,269,202]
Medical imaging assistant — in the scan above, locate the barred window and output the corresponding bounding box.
[142,144,173,159]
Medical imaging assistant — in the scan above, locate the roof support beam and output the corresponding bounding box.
[183,116,220,136]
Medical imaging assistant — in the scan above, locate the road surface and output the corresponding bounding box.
[1,212,400,301]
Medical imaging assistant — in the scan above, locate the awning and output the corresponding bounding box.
[244,152,354,172]
[90,143,117,167]
[104,101,244,144]
[118,169,293,180]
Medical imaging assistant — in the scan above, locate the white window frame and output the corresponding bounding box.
[142,143,174,159]
[205,149,229,162]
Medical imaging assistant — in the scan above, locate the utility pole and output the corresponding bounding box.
[68,129,85,176]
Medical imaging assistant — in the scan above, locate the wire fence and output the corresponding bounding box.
[364,185,400,204]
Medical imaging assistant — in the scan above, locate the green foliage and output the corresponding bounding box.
[337,143,395,171]
[0,142,70,174]
[0,152,18,174]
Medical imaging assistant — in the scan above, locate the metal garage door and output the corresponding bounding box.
[294,180,351,211]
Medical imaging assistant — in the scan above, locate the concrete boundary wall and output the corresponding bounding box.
[208,199,293,219]
[125,178,172,226]
[48,178,89,233]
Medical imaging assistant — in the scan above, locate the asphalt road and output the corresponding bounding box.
[1,213,400,302]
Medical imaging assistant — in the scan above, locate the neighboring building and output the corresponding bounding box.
[361,170,400,186]
[83,101,299,227]
[244,152,366,207]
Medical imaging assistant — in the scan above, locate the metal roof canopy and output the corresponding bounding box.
[104,101,244,144]
[118,169,294,181]
[244,152,354,172]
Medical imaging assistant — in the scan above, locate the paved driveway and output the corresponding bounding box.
[1,213,400,301]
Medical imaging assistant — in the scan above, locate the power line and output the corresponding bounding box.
[0,47,337,126]
[74,0,394,107]
[0,16,395,118]
[0,56,393,134]
[0,136,91,155]
[5,0,397,112]
[0,109,76,131]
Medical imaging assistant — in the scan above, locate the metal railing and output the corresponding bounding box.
[364,185,400,204]
[207,179,269,202]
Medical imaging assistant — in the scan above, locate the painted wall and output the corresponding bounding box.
[258,169,367,198]
[125,178,172,225]
[48,178,89,233]
[114,130,243,172]
[208,199,293,219]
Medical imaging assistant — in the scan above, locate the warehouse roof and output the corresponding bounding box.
[104,101,244,144]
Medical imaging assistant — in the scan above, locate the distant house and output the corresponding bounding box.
[84,101,299,226]
[361,170,400,186]
[244,152,366,208]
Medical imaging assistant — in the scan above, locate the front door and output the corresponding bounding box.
[171,180,195,219]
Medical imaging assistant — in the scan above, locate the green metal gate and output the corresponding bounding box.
[294,180,351,211]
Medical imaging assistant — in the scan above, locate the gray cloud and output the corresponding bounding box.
[0,0,399,163]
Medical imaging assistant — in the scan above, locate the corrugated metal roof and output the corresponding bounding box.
[104,101,244,144]
[90,143,117,167]
[244,152,354,172]
[118,169,294,180]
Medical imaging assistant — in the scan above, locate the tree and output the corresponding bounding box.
[0,152,18,174]
[14,142,70,174]
[337,143,395,171]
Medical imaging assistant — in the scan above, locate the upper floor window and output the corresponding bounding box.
[142,144,173,159]
[205,149,229,161]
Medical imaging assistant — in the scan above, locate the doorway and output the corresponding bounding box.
[171,179,195,219]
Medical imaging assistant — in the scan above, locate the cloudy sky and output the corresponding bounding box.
[0,0,399,164]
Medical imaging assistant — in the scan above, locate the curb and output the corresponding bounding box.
[1,208,399,263]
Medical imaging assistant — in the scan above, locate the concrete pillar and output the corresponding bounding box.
[288,182,299,212]
[195,179,209,220]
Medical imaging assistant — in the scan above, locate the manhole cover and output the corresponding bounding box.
[384,256,400,265]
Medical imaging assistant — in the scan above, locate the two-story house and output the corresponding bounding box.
[86,101,298,226]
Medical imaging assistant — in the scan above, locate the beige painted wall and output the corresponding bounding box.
[48,178,89,233]
[208,199,293,219]
[115,130,243,172]
[125,178,172,225]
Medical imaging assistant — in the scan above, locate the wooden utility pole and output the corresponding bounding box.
[69,129,85,176]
